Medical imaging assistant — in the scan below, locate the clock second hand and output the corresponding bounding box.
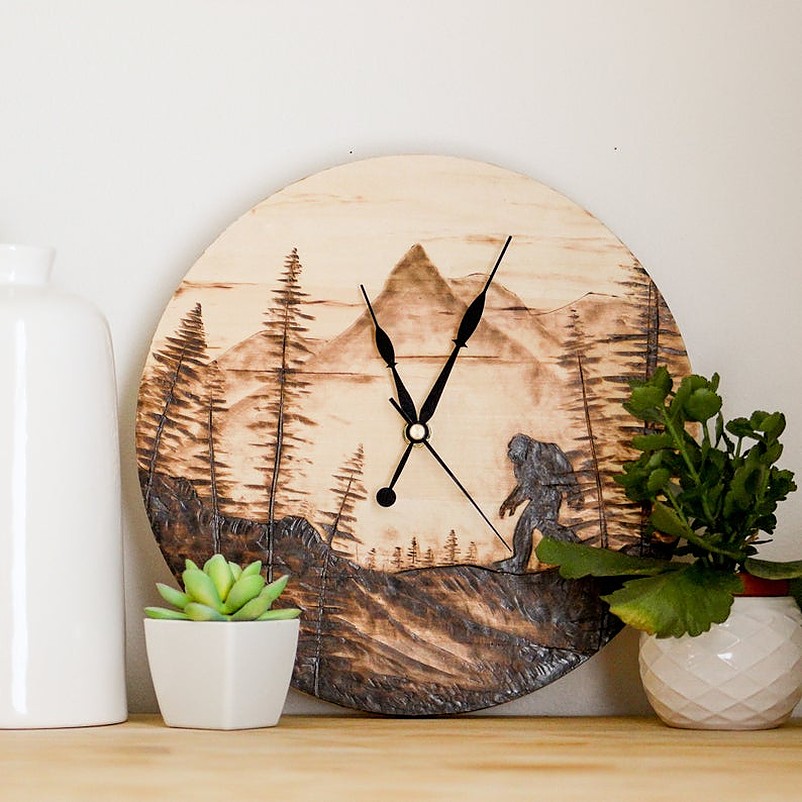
[386,397,511,552]
[421,440,511,552]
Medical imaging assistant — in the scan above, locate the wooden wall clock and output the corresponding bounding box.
[136,155,691,715]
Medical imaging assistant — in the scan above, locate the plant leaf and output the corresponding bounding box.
[647,467,672,493]
[726,417,754,439]
[184,602,229,622]
[535,538,675,578]
[743,557,802,580]
[182,567,225,612]
[204,553,235,601]
[684,387,722,422]
[156,582,190,610]
[649,501,695,540]
[625,385,669,421]
[241,560,263,578]
[230,581,282,621]
[223,574,266,614]
[602,563,741,638]
[144,606,190,620]
[631,432,674,452]
[257,607,302,620]
[648,365,673,395]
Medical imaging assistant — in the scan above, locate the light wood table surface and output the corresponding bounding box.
[2,714,802,801]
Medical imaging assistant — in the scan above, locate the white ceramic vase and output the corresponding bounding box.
[144,618,300,729]
[0,244,127,728]
[639,596,802,730]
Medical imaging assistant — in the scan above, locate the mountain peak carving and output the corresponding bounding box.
[383,244,453,296]
[307,245,539,377]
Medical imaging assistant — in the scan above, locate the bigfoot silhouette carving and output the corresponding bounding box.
[498,434,583,573]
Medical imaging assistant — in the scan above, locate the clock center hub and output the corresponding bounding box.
[405,422,430,444]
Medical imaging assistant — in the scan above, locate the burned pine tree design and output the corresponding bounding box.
[557,305,609,548]
[137,302,209,509]
[191,360,233,552]
[137,223,691,715]
[311,444,367,696]
[317,444,367,560]
[137,302,238,556]
[407,537,421,568]
[244,249,315,578]
[443,529,460,565]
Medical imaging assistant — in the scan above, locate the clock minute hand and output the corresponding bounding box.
[418,235,512,425]
[360,285,418,424]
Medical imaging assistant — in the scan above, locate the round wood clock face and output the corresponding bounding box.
[136,155,691,715]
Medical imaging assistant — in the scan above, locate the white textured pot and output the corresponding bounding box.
[639,596,802,730]
[144,618,299,730]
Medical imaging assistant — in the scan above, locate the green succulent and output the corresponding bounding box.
[145,556,302,622]
[537,366,801,638]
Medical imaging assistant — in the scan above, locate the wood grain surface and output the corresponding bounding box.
[2,715,802,802]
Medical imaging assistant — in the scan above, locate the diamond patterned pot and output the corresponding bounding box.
[639,596,802,730]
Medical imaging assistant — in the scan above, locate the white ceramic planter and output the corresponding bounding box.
[639,596,802,730]
[144,618,299,730]
[0,244,126,728]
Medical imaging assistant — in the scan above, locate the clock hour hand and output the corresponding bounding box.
[418,236,512,425]
[360,285,418,424]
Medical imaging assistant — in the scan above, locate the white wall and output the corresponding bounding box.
[2,0,801,716]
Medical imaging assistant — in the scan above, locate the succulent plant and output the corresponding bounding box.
[145,556,302,622]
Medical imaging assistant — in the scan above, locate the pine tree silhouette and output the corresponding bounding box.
[312,445,367,696]
[407,537,420,568]
[246,249,315,578]
[317,444,367,558]
[558,305,607,547]
[190,359,236,552]
[137,302,209,509]
[444,529,460,565]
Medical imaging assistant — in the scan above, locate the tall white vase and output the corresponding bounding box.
[0,244,127,728]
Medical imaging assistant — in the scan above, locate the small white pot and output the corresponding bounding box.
[639,596,802,730]
[144,618,299,730]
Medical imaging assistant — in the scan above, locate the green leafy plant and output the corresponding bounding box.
[145,555,302,622]
[536,366,801,638]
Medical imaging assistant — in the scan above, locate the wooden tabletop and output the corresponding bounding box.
[2,714,802,801]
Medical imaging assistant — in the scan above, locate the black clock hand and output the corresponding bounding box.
[376,400,430,506]
[376,441,414,508]
[387,398,511,553]
[421,440,511,552]
[360,285,418,424]
[418,235,512,425]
